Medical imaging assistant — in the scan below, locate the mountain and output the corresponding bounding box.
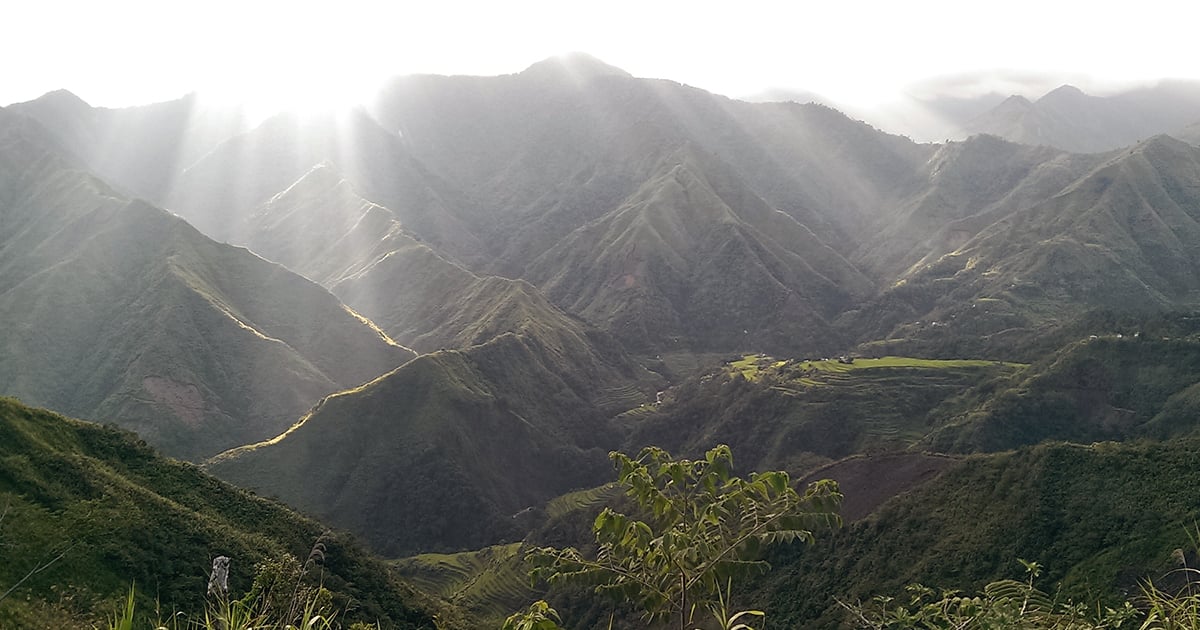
[1174,120,1200,145]
[965,81,1200,152]
[524,148,871,354]
[238,163,607,355]
[367,59,932,271]
[365,61,930,353]
[9,57,935,359]
[0,397,434,629]
[5,90,248,204]
[0,109,413,460]
[237,162,412,288]
[207,323,654,557]
[851,135,1200,352]
[164,108,482,263]
[851,134,1104,280]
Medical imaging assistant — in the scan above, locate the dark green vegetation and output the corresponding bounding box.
[0,397,433,629]
[926,334,1200,451]
[527,445,841,630]
[754,438,1200,628]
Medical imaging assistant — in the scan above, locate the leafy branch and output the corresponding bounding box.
[525,444,842,630]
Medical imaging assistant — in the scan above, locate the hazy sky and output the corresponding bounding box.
[5,0,1199,114]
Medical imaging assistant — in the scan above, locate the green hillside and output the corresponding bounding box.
[925,334,1200,451]
[757,439,1200,628]
[393,543,535,628]
[0,397,434,629]
[207,326,650,557]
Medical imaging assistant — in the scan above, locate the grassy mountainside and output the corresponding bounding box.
[392,543,535,628]
[207,325,654,557]
[0,397,434,629]
[924,334,1200,451]
[0,110,413,460]
[757,439,1200,628]
[623,354,1022,473]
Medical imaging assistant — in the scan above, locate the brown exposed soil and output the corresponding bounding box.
[800,452,960,521]
[142,376,207,426]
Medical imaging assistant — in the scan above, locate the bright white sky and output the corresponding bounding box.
[5,0,1199,115]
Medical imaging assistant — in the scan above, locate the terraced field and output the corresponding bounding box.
[592,383,648,414]
[545,483,621,520]
[627,354,1028,473]
[393,543,534,626]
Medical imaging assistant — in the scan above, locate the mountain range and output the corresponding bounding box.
[5,53,1200,628]
[963,80,1200,153]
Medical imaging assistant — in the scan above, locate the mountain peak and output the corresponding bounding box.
[520,52,632,81]
[1039,84,1089,104]
[993,94,1033,114]
[29,89,91,109]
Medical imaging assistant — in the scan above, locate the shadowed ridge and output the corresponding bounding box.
[207,330,636,556]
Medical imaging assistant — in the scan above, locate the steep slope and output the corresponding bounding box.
[238,162,410,288]
[367,56,932,276]
[966,81,1200,153]
[0,110,413,460]
[924,334,1200,452]
[757,439,1200,628]
[0,397,434,629]
[238,163,603,355]
[525,148,871,354]
[853,135,1200,348]
[208,325,650,557]
[853,134,1105,279]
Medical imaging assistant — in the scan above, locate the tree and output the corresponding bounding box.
[523,444,842,629]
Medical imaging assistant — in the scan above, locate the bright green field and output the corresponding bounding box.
[729,354,1026,382]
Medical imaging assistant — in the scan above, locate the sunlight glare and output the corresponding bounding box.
[196,66,381,124]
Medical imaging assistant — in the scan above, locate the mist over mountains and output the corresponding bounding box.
[6,53,1200,628]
